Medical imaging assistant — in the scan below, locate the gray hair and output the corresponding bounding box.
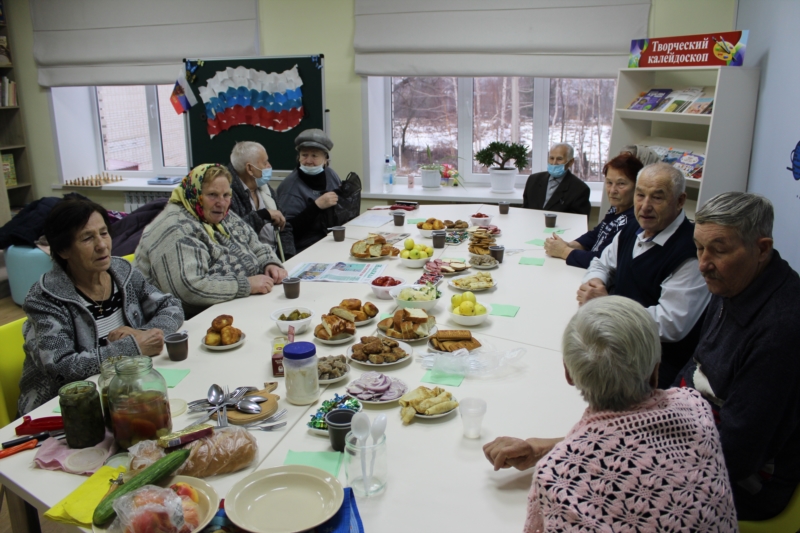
[638,162,685,196]
[230,141,266,175]
[562,296,661,412]
[551,143,574,161]
[696,192,774,242]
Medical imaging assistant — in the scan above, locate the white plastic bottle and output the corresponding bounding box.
[382,156,394,193]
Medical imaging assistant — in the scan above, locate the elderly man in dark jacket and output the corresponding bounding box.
[522,143,591,216]
[676,192,800,521]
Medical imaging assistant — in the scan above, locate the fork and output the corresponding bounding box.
[219,386,230,428]
[243,409,287,427]
[248,422,287,432]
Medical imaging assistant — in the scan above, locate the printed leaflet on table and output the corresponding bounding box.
[289,262,387,283]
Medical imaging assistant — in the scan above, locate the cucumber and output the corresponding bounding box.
[92,449,190,526]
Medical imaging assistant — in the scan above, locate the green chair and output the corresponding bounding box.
[0,317,27,428]
[739,484,800,533]
[120,253,135,263]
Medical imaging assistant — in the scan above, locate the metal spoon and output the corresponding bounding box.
[189,384,225,426]
[235,399,261,414]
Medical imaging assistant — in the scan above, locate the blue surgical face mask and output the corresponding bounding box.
[301,164,325,175]
[254,167,272,187]
[548,164,566,178]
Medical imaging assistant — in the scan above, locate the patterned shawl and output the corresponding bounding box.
[169,164,231,242]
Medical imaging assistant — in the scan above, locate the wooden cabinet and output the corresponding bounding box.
[605,67,760,216]
[0,20,32,225]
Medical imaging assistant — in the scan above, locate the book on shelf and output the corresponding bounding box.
[653,86,706,113]
[662,149,705,179]
[627,88,672,111]
[686,96,714,114]
[0,76,14,107]
[2,153,16,186]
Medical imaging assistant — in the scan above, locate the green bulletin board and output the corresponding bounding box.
[186,55,325,171]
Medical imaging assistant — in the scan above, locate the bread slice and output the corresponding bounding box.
[366,234,387,245]
[352,310,368,322]
[402,308,429,324]
[339,298,362,311]
[350,241,368,258]
[343,320,356,336]
[435,329,473,341]
[314,324,331,340]
[400,321,416,338]
[413,320,430,338]
[362,302,379,318]
[330,307,357,322]
[322,314,345,337]
[369,244,383,257]
[385,327,404,339]
[393,309,405,331]
[377,317,393,331]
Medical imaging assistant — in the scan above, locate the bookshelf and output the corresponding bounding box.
[604,67,760,215]
[0,19,32,225]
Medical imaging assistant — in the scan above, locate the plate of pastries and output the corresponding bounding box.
[328,298,379,326]
[350,234,401,260]
[314,313,357,345]
[203,315,245,350]
[427,329,482,353]
[347,336,412,366]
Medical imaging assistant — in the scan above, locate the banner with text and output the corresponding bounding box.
[629,31,748,68]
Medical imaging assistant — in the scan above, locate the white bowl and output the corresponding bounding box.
[418,228,435,238]
[400,256,431,269]
[370,276,406,300]
[448,303,492,326]
[389,284,441,311]
[270,307,315,334]
[470,214,494,226]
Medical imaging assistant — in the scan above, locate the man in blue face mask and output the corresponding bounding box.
[522,143,591,216]
[228,141,295,260]
[276,129,343,253]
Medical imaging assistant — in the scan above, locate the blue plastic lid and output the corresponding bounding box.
[282,341,317,360]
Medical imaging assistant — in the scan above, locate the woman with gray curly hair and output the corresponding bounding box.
[484,296,737,532]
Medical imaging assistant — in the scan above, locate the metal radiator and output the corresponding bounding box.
[124,191,171,212]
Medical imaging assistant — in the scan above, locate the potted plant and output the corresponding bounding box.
[474,141,529,193]
[420,145,442,189]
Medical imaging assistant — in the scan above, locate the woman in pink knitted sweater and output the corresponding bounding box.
[484,296,737,532]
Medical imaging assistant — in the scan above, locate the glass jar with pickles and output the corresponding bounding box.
[58,381,105,449]
[108,356,172,450]
[98,355,125,429]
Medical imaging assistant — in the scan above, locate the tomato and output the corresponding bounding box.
[372,276,401,287]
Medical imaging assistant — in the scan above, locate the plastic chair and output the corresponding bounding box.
[739,484,800,533]
[5,245,52,305]
[120,253,135,263]
[0,317,27,428]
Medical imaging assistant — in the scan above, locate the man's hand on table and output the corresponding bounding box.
[544,234,573,260]
[483,437,564,471]
[248,275,275,294]
[266,264,288,284]
[577,278,608,305]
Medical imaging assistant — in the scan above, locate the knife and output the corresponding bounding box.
[2,430,63,449]
[0,439,40,459]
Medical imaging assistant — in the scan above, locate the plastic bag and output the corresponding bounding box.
[108,485,198,533]
[128,426,257,478]
[421,345,527,379]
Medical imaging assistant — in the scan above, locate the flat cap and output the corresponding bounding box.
[295,128,333,153]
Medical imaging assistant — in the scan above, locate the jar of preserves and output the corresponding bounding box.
[283,341,319,405]
[98,355,125,429]
[108,356,172,450]
[58,381,105,449]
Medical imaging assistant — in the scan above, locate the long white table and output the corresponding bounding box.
[0,203,589,533]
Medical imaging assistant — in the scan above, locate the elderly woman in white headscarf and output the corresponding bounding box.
[483,296,737,532]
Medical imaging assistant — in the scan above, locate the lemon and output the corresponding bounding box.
[474,303,487,315]
[462,291,477,304]
[460,301,475,316]
[451,294,463,307]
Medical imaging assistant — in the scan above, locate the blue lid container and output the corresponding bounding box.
[282,341,316,360]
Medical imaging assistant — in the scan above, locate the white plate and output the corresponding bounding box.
[346,377,408,405]
[415,398,459,419]
[318,364,351,385]
[448,276,497,292]
[426,265,470,276]
[349,254,388,261]
[354,316,376,327]
[202,333,246,351]
[427,335,484,354]
[377,325,438,343]
[93,475,219,533]
[346,340,413,367]
[314,334,356,346]
[225,466,344,533]
[469,261,499,270]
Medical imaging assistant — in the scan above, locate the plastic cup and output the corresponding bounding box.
[393,211,406,226]
[332,226,346,242]
[283,277,301,299]
[545,213,557,228]
[460,398,487,439]
[432,230,446,249]
[165,332,189,361]
[489,245,505,264]
[325,409,355,452]
[498,202,510,215]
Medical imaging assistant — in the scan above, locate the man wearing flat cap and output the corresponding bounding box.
[276,128,342,253]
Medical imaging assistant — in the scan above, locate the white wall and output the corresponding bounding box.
[737,1,800,269]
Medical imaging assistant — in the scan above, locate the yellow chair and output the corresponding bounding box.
[0,317,27,428]
[739,484,800,533]
[120,253,135,263]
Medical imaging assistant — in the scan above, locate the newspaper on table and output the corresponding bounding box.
[289,262,387,283]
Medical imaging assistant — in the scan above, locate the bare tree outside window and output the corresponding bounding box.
[391,77,458,175]
[548,79,616,182]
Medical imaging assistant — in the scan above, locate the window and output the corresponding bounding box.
[95,84,188,173]
[388,76,615,185]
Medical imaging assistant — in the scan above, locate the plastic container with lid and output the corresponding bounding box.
[108,356,172,450]
[282,341,320,405]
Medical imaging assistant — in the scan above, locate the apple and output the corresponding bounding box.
[425,247,434,256]
[451,294,463,307]
[404,238,415,251]
[409,249,420,260]
[418,250,428,259]
[462,291,477,304]
[460,301,475,316]
[452,306,462,315]
[415,244,425,251]
[474,303,487,315]
[400,250,410,259]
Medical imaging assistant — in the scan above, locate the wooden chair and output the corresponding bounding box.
[739,484,800,533]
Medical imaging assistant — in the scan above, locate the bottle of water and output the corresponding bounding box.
[382,155,394,193]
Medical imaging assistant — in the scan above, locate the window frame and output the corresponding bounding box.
[366,76,605,195]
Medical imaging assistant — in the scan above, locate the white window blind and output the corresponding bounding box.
[354,0,650,78]
[30,0,259,87]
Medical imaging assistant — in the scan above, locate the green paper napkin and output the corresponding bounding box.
[441,257,465,263]
[157,368,190,388]
[490,304,520,317]
[53,404,61,413]
[407,218,426,224]
[526,239,546,246]
[520,257,545,266]
[543,228,567,234]
[421,370,464,387]
[285,450,343,477]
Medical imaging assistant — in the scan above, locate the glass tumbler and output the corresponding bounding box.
[344,432,387,497]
